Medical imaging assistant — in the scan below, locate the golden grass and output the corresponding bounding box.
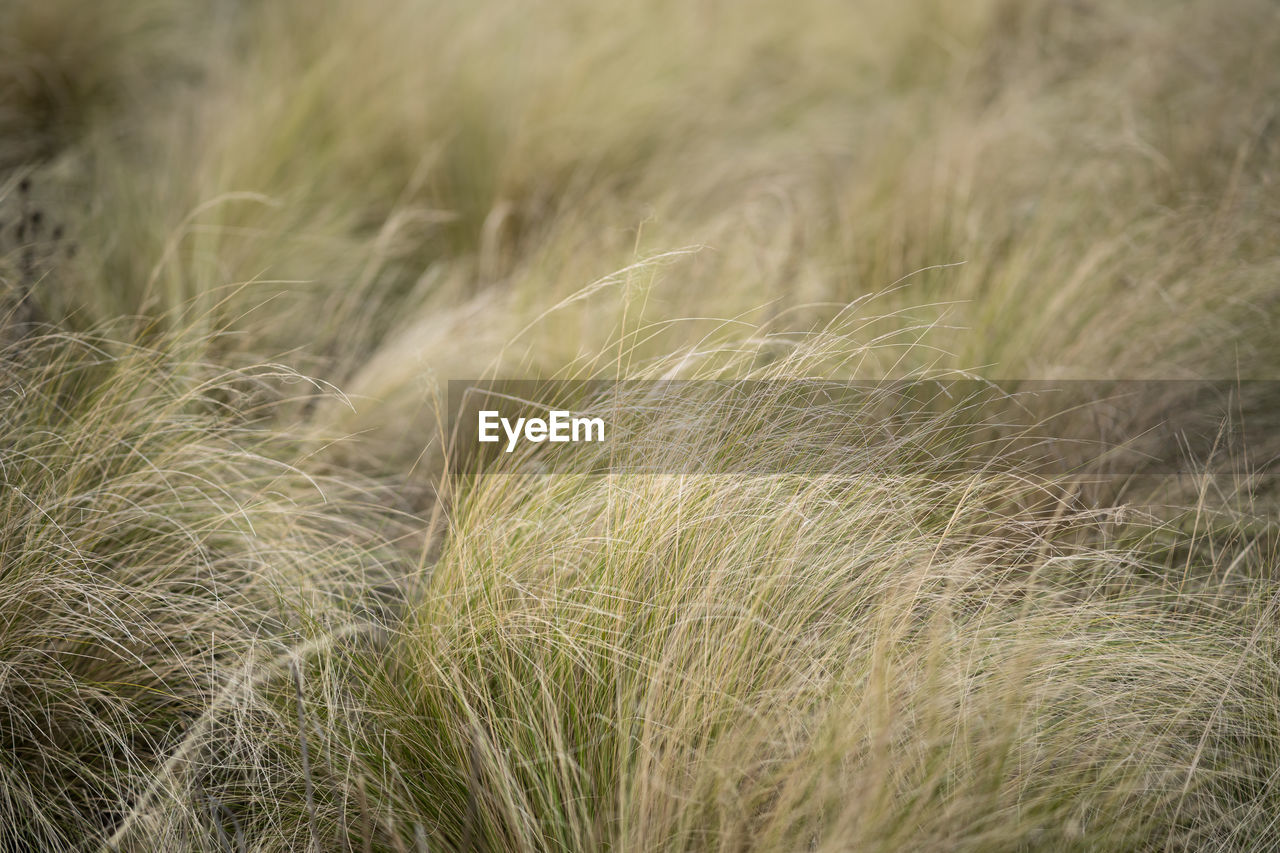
[1,0,1278,849]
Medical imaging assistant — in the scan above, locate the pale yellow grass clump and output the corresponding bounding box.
[237,338,1277,852]
[0,328,411,849]
[1,0,1278,850]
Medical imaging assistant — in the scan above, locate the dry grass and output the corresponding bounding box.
[1,0,1278,849]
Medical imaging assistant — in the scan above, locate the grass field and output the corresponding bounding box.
[2,0,1279,849]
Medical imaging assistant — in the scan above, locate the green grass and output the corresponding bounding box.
[2,0,1279,849]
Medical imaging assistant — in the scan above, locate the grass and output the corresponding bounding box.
[0,327,412,848]
[1,0,1279,849]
